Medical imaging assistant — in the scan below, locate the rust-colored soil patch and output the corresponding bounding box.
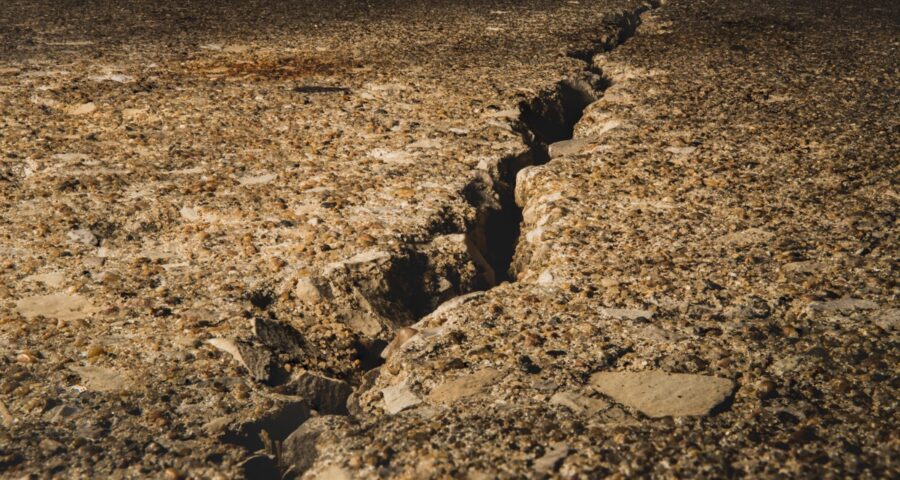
[183,53,353,80]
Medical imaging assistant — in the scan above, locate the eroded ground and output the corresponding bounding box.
[1,0,898,478]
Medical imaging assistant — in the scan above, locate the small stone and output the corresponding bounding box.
[96,271,121,286]
[67,102,96,115]
[163,467,184,480]
[756,379,777,399]
[590,371,735,417]
[40,438,65,454]
[295,277,328,304]
[548,138,593,158]
[16,352,38,364]
[67,229,98,246]
[238,173,277,186]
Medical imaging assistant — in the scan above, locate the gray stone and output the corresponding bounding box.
[874,308,899,331]
[808,297,879,313]
[251,317,305,357]
[286,371,352,414]
[282,417,349,477]
[207,338,276,383]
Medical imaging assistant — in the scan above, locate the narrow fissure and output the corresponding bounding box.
[352,1,659,387]
[237,4,659,478]
[474,4,657,284]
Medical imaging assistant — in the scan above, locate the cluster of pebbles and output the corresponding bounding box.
[1,0,897,478]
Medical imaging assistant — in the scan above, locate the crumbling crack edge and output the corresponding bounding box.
[228,2,663,477]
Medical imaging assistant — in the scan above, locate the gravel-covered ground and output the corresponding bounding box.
[1,0,897,478]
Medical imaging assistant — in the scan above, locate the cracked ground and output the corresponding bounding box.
[1,0,898,478]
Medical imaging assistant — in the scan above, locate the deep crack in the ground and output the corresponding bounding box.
[224,3,660,477]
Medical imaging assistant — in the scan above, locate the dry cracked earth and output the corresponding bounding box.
[0,0,898,478]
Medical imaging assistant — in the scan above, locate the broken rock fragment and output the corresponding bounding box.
[207,337,277,383]
[590,371,735,417]
[285,371,352,414]
[281,416,351,477]
[251,317,305,357]
[206,396,310,451]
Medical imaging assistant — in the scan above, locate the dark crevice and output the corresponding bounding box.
[245,4,660,478]
[520,76,603,145]
[472,3,657,284]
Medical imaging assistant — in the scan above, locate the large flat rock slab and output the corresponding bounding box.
[590,371,735,417]
[15,293,97,321]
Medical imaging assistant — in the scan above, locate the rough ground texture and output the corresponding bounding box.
[1,0,898,478]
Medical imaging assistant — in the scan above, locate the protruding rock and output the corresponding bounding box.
[251,317,305,357]
[207,338,277,383]
[295,276,330,304]
[548,138,594,158]
[281,416,350,477]
[285,371,352,414]
[206,396,309,451]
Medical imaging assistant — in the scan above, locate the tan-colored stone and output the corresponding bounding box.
[590,371,735,417]
[428,368,504,404]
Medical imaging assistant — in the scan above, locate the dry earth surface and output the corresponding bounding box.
[0,0,897,478]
